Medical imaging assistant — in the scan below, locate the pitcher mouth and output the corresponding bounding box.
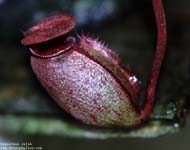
[21,14,76,58]
[29,36,76,58]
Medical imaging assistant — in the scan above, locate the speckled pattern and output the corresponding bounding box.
[31,50,140,127]
[79,35,140,104]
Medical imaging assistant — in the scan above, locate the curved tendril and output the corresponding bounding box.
[140,0,167,120]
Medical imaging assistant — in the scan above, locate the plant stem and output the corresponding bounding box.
[141,0,167,120]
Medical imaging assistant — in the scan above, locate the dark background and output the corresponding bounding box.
[0,0,190,149]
